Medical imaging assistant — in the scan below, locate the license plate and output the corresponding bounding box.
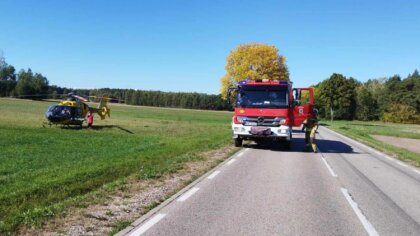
[245,122,258,126]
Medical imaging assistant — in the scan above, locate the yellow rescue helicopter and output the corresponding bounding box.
[44,93,111,127]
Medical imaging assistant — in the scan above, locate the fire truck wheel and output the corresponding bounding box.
[234,138,243,147]
[284,141,291,150]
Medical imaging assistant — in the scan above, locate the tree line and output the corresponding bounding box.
[314,71,420,124]
[1,54,418,123]
[0,56,230,110]
[74,88,229,110]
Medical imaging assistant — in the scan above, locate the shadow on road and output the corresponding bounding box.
[316,139,355,153]
[244,141,290,151]
[244,137,355,154]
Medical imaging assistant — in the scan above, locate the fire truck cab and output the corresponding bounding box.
[228,79,314,148]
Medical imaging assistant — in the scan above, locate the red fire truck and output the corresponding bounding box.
[228,79,314,148]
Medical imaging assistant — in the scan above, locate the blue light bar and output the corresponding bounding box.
[238,80,248,85]
[279,81,289,85]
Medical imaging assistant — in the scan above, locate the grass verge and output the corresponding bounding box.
[0,98,233,234]
[322,120,420,167]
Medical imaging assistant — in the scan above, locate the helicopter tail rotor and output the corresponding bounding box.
[97,96,111,120]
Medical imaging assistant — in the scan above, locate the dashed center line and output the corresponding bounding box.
[340,188,379,236]
[207,170,221,179]
[177,187,199,202]
[129,213,166,236]
[227,159,236,165]
[321,157,338,177]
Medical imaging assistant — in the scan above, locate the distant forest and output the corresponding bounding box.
[313,71,420,124]
[0,57,230,110]
[0,56,419,123]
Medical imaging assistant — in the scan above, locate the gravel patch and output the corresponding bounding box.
[372,135,420,154]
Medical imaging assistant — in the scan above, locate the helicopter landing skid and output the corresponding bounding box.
[42,121,53,128]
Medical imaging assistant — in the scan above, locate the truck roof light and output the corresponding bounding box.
[239,80,248,85]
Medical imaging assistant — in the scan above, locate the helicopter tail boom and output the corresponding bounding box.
[90,96,111,120]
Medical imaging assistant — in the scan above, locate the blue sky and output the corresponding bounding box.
[1,0,419,94]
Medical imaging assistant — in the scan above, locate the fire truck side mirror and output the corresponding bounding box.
[227,87,236,105]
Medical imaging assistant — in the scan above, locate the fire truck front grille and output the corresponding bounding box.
[244,117,279,126]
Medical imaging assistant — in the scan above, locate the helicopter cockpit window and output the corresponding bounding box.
[47,106,72,117]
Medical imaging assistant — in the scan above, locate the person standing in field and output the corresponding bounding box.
[87,111,93,128]
[305,109,319,153]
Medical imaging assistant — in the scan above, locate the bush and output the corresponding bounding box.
[382,103,420,124]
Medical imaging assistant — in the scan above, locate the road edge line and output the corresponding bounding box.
[127,213,166,236]
[115,148,245,236]
[176,187,200,202]
[321,126,420,175]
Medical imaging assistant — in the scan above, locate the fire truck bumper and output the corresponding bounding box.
[232,124,292,140]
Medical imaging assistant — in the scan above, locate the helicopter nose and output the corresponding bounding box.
[45,112,53,120]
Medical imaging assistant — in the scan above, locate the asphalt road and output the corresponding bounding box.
[119,126,420,236]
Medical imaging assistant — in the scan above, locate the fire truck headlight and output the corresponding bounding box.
[278,129,287,134]
[234,127,246,132]
[236,116,248,123]
[274,117,286,125]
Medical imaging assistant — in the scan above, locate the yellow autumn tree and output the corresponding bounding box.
[220,43,289,99]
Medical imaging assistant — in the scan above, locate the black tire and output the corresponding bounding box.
[283,131,292,150]
[284,141,291,150]
[234,138,243,147]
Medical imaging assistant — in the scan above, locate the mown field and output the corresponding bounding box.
[322,120,420,166]
[0,99,232,234]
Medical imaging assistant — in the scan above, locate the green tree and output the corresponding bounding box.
[0,65,16,81]
[0,53,17,96]
[14,69,49,98]
[356,86,378,120]
[15,69,36,96]
[315,73,358,120]
[378,71,420,118]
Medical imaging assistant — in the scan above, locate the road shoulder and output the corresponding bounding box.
[20,145,239,236]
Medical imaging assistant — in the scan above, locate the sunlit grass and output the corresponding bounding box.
[0,99,232,233]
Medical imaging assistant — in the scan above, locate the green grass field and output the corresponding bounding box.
[322,120,420,166]
[0,99,233,233]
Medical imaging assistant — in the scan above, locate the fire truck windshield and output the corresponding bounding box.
[236,86,289,108]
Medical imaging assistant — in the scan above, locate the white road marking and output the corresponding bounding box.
[396,161,408,167]
[227,159,236,165]
[177,187,199,202]
[325,127,419,173]
[129,213,166,236]
[237,152,244,157]
[321,158,338,177]
[383,155,393,161]
[340,188,379,236]
[207,170,221,180]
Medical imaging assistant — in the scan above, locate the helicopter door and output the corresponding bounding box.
[292,88,314,127]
